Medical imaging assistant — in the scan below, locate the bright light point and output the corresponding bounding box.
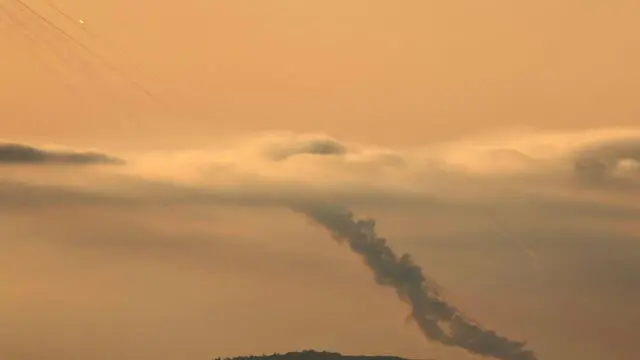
[78,19,85,24]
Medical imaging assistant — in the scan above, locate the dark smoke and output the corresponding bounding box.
[293,202,537,360]
[0,142,123,165]
[573,137,640,185]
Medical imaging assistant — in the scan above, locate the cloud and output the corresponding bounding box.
[2,127,640,360]
[572,137,640,185]
[2,128,640,219]
[0,142,124,165]
[262,134,349,161]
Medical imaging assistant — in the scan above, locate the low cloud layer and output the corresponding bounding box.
[1,127,639,360]
[5,128,639,219]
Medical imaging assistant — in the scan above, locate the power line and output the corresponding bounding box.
[40,0,191,116]
[0,2,86,98]
[9,0,172,111]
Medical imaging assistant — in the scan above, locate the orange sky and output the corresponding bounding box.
[2,3,640,360]
[2,1,639,150]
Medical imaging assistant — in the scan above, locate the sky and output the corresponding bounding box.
[1,2,640,360]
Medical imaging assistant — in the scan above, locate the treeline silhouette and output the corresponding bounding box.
[213,350,413,360]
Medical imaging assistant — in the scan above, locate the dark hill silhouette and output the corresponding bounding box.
[213,350,434,360]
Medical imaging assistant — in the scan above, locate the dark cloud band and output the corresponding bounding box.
[266,138,348,161]
[0,142,124,165]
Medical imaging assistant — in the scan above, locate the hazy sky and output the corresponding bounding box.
[1,2,640,360]
[2,1,639,148]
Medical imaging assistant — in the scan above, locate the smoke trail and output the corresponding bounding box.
[293,202,537,360]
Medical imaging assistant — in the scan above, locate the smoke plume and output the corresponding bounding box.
[293,202,537,360]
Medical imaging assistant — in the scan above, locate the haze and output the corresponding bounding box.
[1,2,639,360]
